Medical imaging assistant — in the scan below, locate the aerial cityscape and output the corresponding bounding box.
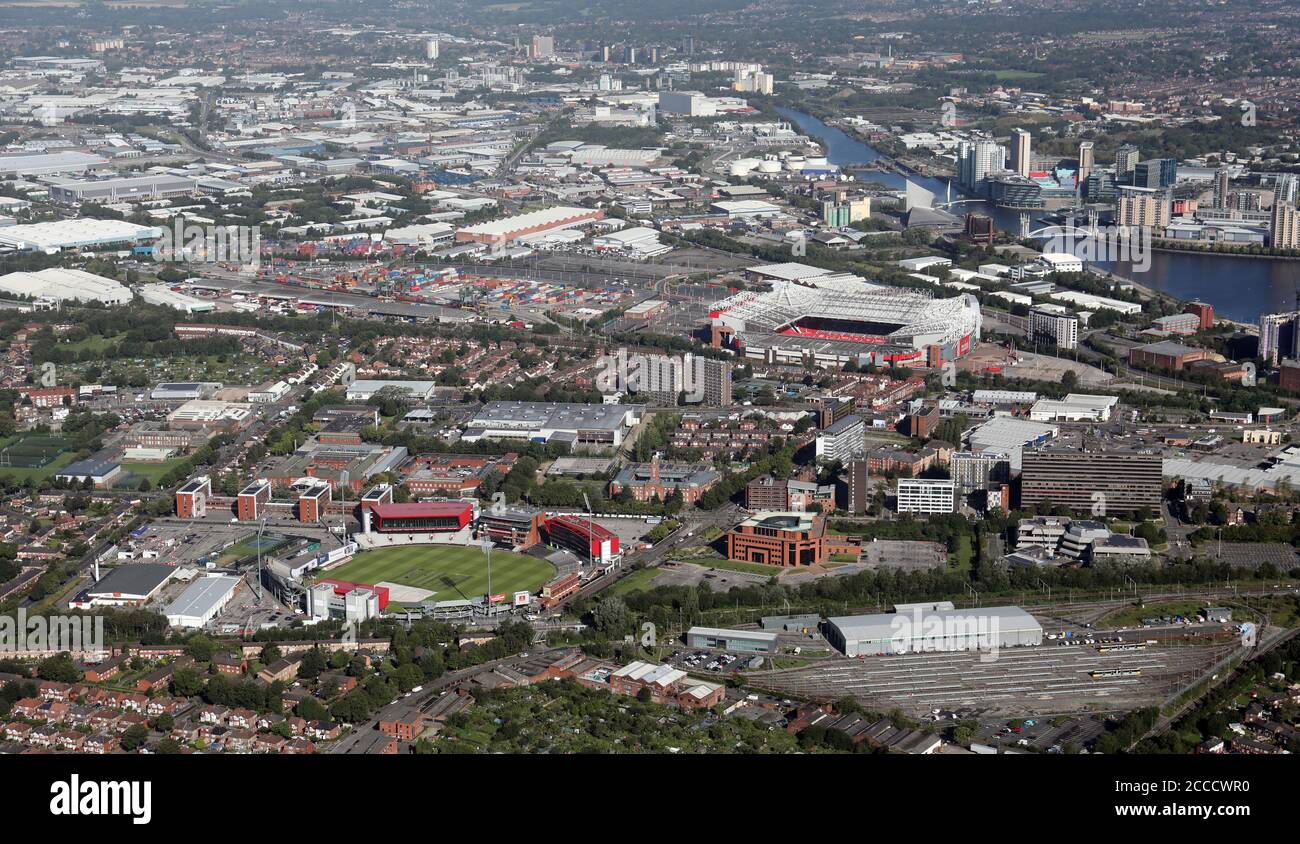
[1,0,1299,803]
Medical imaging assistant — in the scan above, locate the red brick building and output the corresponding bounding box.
[725,511,859,568]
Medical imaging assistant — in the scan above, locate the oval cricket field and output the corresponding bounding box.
[321,544,555,604]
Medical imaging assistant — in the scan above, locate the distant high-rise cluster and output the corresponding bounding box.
[530,34,554,59]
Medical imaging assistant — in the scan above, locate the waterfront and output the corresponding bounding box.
[776,106,1300,323]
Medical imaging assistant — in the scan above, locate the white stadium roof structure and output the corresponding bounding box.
[709,274,981,352]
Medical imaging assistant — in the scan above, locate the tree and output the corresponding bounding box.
[37,653,82,683]
[170,666,205,698]
[296,696,330,722]
[592,595,631,637]
[121,723,149,751]
[184,633,215,663]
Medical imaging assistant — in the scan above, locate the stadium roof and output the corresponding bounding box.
[745,262,831,282]
[711,277,980,347]
[547,514,618,541]
[371,501,473,519]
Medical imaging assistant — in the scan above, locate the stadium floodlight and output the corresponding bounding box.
[481,535,493,607]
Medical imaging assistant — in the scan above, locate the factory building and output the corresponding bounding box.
[139,283,215,314]
[1027,393,1118,423]
[824,606,1043,657]
[686,626,779,654]
[54,455,122,488]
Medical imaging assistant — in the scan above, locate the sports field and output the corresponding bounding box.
[323,544,555,601]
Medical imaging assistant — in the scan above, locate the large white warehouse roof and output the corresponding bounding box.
[0,218,162,252]
[0,267,131,305]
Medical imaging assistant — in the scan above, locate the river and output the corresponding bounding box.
[775,106,1300,323]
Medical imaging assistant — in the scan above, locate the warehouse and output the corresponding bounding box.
[1028,393,1118,422]
[461,401,644,449]
[345,379,441,401]
[49,174,198,205]
[0,151,108,177]
[54,455,122,488]
[823,605,1043,656]
[151,382,221,401]
[455,206,603,246]
[0,219,162,253]
[79,563,176,607]
[686,626,779,654]
[138,283,215,313]
[0,267,131,305]
[164,574,241,628]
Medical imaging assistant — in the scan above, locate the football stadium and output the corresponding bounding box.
[709,273,981,369]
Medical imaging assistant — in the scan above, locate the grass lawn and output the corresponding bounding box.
[715,559,786,577]
[0,450,76,481]
[609,566,661,596]
[950,534,972,573]
[1099,599,1210,628]
[322,544,555,601]
[119,456,191,485]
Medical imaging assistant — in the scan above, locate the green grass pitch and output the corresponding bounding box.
[322,544,556,601]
